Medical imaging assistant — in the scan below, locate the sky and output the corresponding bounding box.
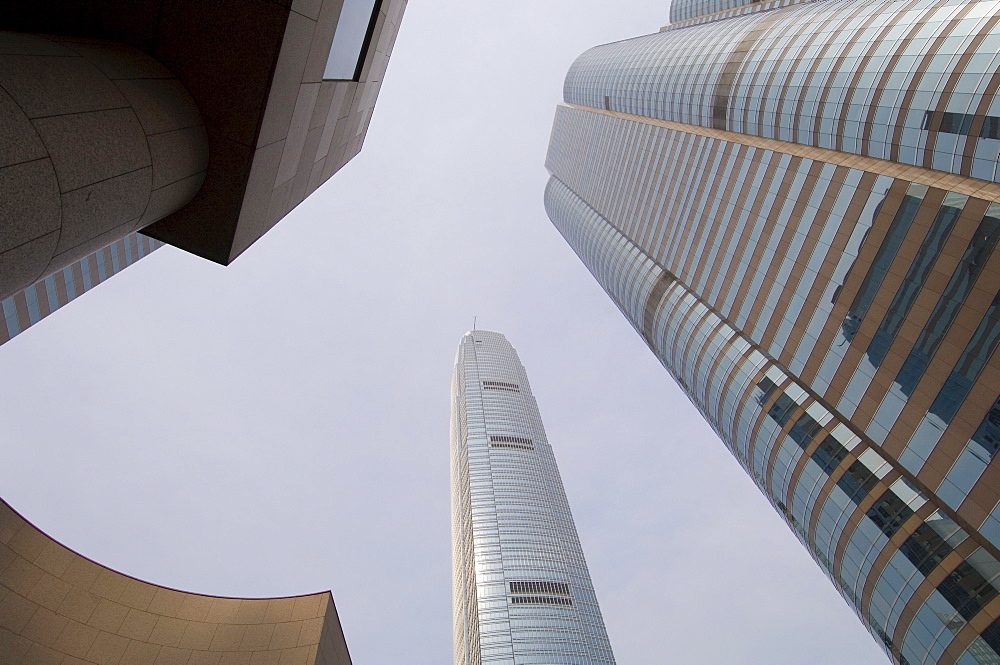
[0,2,890,664]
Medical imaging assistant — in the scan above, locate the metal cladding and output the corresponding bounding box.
[450,331,615,665]
[545,1,1000,663]
[0,499,351,665]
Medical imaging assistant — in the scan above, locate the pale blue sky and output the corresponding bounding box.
[0,2,887,663]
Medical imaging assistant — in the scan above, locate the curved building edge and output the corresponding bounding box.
[567,0,1000,187]
[0,497,350,665]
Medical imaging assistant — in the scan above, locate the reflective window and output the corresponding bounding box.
[324,0,381,80]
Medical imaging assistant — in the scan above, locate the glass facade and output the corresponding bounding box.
[0,232,162,347]
[544,2,1000,662]
[451,331,615,665]
[567,0,1000,183]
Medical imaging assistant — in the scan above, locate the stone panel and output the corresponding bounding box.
[0,32,210,301]
[0,159,60,254]
[0,231,58,301]
[146,126,209,190]
[31,108,150,193]
[114,78,203,135]
[0,54,127,118]
[139,172,206,228]
[257,11,318,149]
[54,39,173,80]
[56,168,152,254]
[0,32,73,57]
[0,88,47,169]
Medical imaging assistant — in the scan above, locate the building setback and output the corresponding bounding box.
[544,1,1000,663]
[450,330,615,665]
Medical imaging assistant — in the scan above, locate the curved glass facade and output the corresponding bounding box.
[545,39,1000,657]
[545,164,1000,664]
[566,0,1000,183]
[670,0,761,24]
[451,331,615,665]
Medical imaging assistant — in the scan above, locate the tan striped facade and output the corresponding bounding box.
[0,499,351,665]
[544,2,1000,661]
[0,233,162,348]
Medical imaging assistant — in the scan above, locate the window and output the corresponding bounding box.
[323,0,382,80]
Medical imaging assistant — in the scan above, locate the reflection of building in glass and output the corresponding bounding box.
[545,1,1000,663]
[450,331,615,665]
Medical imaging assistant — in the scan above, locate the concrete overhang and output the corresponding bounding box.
[5,0,406,265]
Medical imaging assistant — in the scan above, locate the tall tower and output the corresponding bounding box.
[450,330,616,665]
[544,1,1000,664]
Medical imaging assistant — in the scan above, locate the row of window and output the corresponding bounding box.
[509,581,571,596]
[548,104,1000,544]
[566,0,1000,181]
[483,380,521,392]
[510,596,574,606]
[543,171,1000,665]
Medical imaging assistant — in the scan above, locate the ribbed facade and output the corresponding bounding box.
[544,1,1000,663]
[0,232,162,347]
[571,0,1000,182]
[450,331,615,665]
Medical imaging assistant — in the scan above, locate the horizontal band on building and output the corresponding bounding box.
[562,103,1000,204]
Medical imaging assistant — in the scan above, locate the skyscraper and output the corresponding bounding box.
[545,1,1000,663]
[450,330,615,665]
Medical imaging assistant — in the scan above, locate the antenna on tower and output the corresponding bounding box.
[473,316,477,330]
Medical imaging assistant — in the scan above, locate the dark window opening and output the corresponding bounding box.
[789,412,823,450]
[836,459,879,504]
[509,581,571,596]
[767,392,799,428]
[937,561,998,621]
[811,434,849,475]
[482,380,520,392]
[980,617,1000,656]
[924,111,1000,139]
[970,396,1000,462]
[866,487,915,538]
[510,595,573,606]
[490,435,534,451]
[900,522,954,575]
[755,376,780,405]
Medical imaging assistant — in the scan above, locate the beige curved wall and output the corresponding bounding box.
[0,499,350,665]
